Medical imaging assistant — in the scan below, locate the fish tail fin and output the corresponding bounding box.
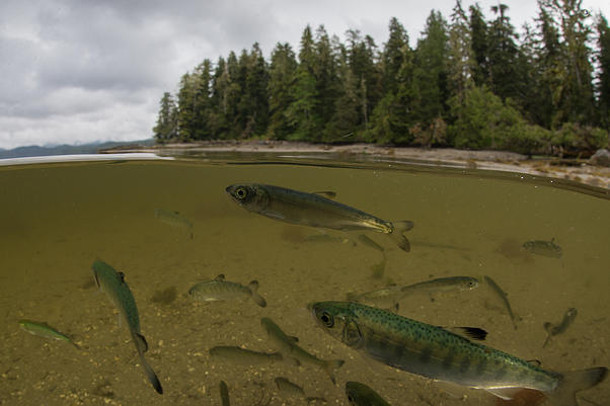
[139,353,164,394]
[248,280,267,307]
[323,359,345,385]
[387,220,414,252]
[393,220,415,233]
[549,367,607,406]
[133,332,163,395]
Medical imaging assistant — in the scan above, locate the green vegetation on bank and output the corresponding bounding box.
[153,1,610,157]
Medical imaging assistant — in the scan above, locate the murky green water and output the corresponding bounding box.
[0,153,608,405]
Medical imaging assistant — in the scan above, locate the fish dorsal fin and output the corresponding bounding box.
[287,335,299,343]
[444,326,488,341]
[118,272,126,283]
[313,191,336,199]
[215,274,226,281]
[527,359,542,367]
[134,332,149,353]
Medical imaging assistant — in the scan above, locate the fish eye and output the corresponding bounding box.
[319,311,334,328]
[235,187,248,199]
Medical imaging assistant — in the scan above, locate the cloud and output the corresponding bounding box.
[0,0,608,149]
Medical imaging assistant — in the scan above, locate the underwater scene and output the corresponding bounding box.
[0,153,608,405]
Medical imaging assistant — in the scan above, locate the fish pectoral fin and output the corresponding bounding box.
[484,387,524,400]
[287,335,299,343]
[215,274,226,281]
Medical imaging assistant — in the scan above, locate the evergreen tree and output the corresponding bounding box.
[153,92,178,143]
[447,0,475,107]
[412,10,450,127]
[597,15,610,132]
[267,43,298,139]
[345,30,381,132]
[286,26,320,140]
[469,4,490,87]
[539,0,596,126]
[487,4,526,103]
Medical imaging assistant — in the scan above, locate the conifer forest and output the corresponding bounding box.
[154,0,610,157]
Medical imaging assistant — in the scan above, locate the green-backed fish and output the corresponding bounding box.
[260,317,344,384]
[522,238,563,258]
[345,381,391,406]
[19,319,79,349]
[188,274,266,307]
[226,183,414,252]
[543,308,578,348]
[484,275,519,329]
[209,346,284,365]
[310,301,607,406]
[92,260,163,394]
[154,208,194,239]
[274,377,327,403]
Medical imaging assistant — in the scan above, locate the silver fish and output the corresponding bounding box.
[154,208,194,238]
[260,317,344,384]
[209,346,284,365]
[543,308,578,348]
[92,260,163,394]
[188,274,266,307]
[226,183,414,252]
[350,276,479,310]
[484,275,519,329]
[401,276,479,296]
[311,301,607,406]
[522,238,563,258]
[275,377,327,403]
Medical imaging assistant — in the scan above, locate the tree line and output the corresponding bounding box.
[154,0,610,157]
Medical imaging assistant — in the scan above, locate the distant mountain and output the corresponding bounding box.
[0,139,155,159]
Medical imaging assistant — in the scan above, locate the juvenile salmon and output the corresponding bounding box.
[226,183,413,252]
[310,301,607,405]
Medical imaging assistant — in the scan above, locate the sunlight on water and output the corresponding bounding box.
[0,153,608,405]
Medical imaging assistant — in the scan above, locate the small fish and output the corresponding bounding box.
[226,183,414,252]
[522,238,562,258]
[219,380,230,406]
[92,260,163,394]
[348,285,405,310]
[209,346,284,365]
[310,301,608,406]
[275,377,327,403]
[260,317,344,384]
[484,275,519,329]
[350,276,479,310]
[18,319,79,349]
[401,276,480,296]
[154,208,194,238]
[188,274,266,307]
[345,381,391,406]
[543,308,578,348]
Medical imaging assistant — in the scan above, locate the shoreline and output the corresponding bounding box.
[102,140,610,190]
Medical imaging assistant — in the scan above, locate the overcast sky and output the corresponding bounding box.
[1,0,608,149]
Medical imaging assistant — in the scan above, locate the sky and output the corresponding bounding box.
[1,0,608,150]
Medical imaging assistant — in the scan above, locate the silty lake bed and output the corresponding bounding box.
[0,151,608,405]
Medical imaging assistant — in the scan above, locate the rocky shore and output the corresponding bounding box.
[102,140,610,191]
